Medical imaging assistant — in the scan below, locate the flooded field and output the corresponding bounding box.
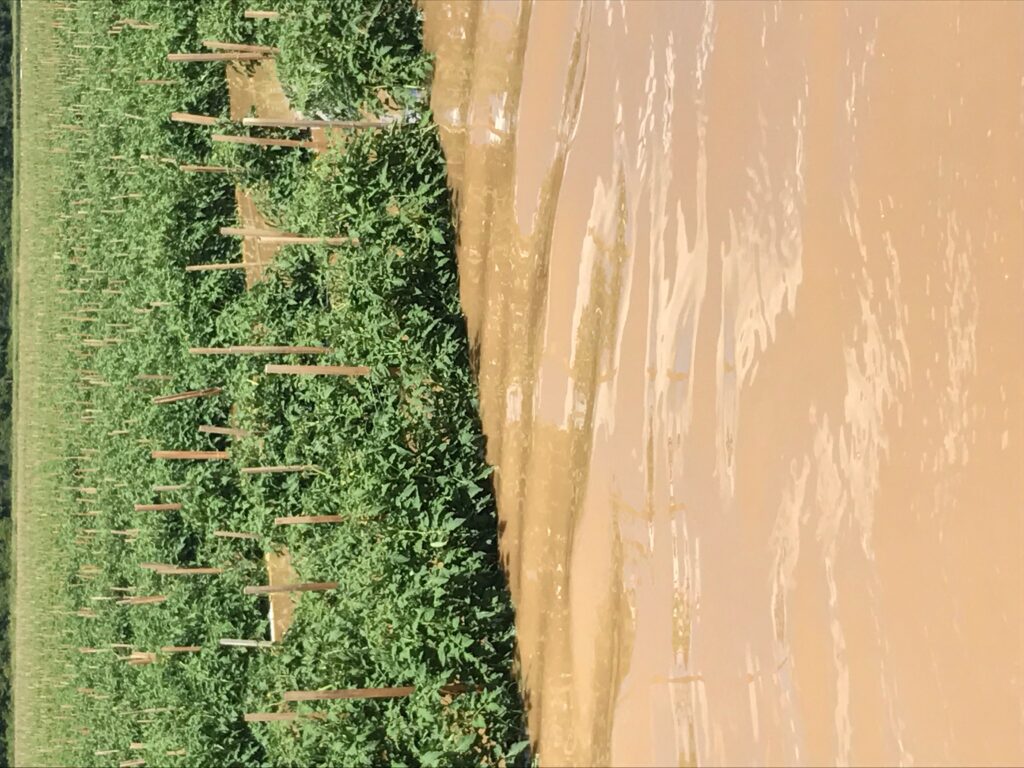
[422,2,1024,765]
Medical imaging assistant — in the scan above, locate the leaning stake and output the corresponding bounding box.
[240,464,319,475]
[151,387,221,405]
[199,425,251,437]
[167,52,267,62]
[169,112,218,125]
[264,364,371,377]
[243,582,338,595]
[274,515,344,525]
[151,450,228,460]
[242,117,387,129]
[201,40,279,54]
[283,686,415,702]
[282,684,469,702]
[220,638,274,649]
[185,262,247,272]
[190,346,332,356]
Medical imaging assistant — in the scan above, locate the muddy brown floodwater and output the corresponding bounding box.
[421,2,1024,766]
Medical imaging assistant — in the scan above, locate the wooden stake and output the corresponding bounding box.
[179,164,233,174]
[242,117,388,129]
[257,235,355,246]
[185,262,247,272]
[152,387,222,404]
[133,503,182,512]
[117,595,167,606]
[170,112,218,126]
[282,684,469,702]
[245,711,327,722]
[264,364,371,377]
[190,345,331,355]
[243,582,338,595]
[160,646,201,653]
[244,712,298,722]
[213,530,259,540]
[201,40,280,54]
[244,712,295,722]
[219,638,274,649]
[283,686,415,702]
[152,484,188,492]
[243,10,281,20]
[274,515,344,525]
[151,450,229,460]
[211,134,315,149]
[139,562,176,572]
[167,52,268,62]
[220,225,289,237]
[157,566,223,576]
[199,425,251,437]
[240,464,320,475]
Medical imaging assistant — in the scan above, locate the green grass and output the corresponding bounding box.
[9,2,526,766]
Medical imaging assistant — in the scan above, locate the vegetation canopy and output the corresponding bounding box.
[6,2,526,766]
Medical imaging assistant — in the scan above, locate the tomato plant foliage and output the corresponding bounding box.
[13,2,528,766]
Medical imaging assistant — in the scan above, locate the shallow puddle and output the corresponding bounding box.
[422,2,1024,765]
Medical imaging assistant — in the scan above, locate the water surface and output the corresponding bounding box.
[422,2,1024,764]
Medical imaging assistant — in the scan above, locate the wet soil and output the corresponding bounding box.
[422,2,1024,765]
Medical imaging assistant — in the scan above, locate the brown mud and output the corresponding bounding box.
[422,2,1024,765]
[233,187,286,288]
[223,61,354,285]
[226,65,296,643]
[227,60,293,123]
[265,548,299,641]
[225,61,292,287]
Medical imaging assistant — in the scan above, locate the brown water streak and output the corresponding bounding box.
[423,1,1024,765]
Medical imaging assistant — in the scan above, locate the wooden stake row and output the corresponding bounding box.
[54,30,417,746]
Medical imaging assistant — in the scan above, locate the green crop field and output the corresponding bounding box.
[7,2,527,766]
